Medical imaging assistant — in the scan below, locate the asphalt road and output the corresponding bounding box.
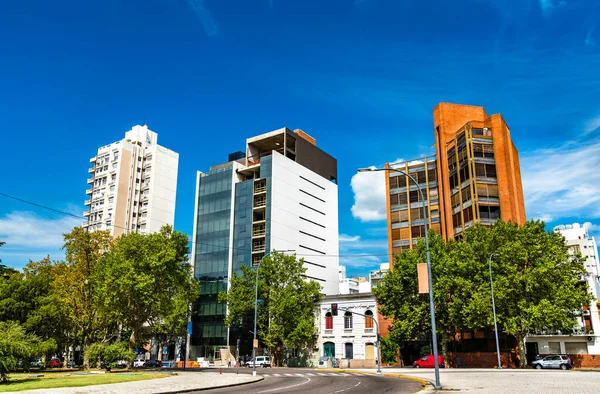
[188,368,423,394]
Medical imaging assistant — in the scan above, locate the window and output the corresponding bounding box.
[548,342,561,354]
[365,310,374,329]
[565,342,588,354]
[325,312,333,330]
[344,312,353,329]
[345,343,353,359]
[324,342,335,358]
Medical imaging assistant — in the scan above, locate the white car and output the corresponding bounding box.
[133,359,146,368]
[246,356,271,368]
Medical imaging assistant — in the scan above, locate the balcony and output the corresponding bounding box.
[83,211,90,216]
[253,223,266,238]
[86,188,92,195]
[88,167,95,173]
[253,195,266,209]
[84,199,91,206]
[89,156,96,163]
[87,178,93,184]
[252,240,265,253]
[254,179,267,194]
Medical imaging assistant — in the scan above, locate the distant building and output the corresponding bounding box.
[526,223,600,360]
[369,263,389,289]
[314,293,380,368]
[384,103,526,259]
[190,127,340,361]
[84,125,178,236]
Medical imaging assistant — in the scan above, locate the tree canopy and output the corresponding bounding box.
[0,321,52,382]
[219,252,321,366]
[373,220,591,368]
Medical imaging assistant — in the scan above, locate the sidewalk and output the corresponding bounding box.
[12,372,263,394]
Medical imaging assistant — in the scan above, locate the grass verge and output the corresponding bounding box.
[0,372,169,392]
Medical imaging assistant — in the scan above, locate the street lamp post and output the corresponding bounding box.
[253,249,294,377]
[358,167,441,389]
[489,253,502,369]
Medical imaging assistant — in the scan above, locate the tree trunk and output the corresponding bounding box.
[441,333,450,368]
[515,333,527,368]
[82,332,90,370]
[129,328,137,369]
[64,346,71,368]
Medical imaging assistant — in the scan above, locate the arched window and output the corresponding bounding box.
[344,311,353,329]
[365,310,374,329]
[325,312,333,330]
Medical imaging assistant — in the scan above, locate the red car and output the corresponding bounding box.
[413,355,444,368]
[48,358,63,368]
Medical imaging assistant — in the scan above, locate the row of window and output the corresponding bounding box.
[388,168,437,189]
[324,310,374,330]
[389,188,438,206]
[390,207,440,224]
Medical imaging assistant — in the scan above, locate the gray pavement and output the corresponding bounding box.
[9,372,262,394]
[351,367,600,393]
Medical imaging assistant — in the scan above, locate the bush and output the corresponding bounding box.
[0,321,42,383]
[86,342,135,370]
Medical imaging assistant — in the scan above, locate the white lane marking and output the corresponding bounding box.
[295,373,305,376]
[354,381,361,387]
[318,373,328,376]
[306,373,316,376]
[284,373,295,376]
[273,373,281,376]
[257,376,311,393]
[338,373,350,376]
[328,373,338,376]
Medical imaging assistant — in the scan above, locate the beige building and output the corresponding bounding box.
[83,125,179,236]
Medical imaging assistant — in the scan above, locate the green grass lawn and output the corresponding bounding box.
[0,371,169,392]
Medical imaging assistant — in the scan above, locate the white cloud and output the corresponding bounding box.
[185,0,219,36]
[338,234,388,269]
[521,137,600,222]
[350,169,386,222]
[585,28,596,48]
[539,0,568,16]
[0,211,81,252]
[339,234,360,242]
[584,114,600,134]
[583,222,600,233]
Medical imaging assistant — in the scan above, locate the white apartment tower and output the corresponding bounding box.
[84,125,179,237]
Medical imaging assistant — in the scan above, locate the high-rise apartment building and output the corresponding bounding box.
[84,125,179,237]
[190,127,339,360]
[385,103,526,256]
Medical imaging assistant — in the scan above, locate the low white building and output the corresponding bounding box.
[314,293,380,368]
[526,223,600,359]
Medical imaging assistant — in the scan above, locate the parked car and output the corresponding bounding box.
[143,360,162,368]
[30,359,42,368]
[133,359,146,368]
[116,360,128,368]
[246,356,271,368]
[48,358,63,368]
[531,355,572,370]
[413,355,445,368]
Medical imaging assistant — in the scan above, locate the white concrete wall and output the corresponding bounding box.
[315,296,379,360]
[146,145,179,233]
[526,335,600,355]
[269,151,339,295]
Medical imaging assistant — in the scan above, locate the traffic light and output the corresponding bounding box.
[331,303,338,316]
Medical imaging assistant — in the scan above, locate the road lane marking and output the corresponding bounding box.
[273,373,281,376]
[285,373,294,376]
[257,377,311,393]
[306,373,316,376]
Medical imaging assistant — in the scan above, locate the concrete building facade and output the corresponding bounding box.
[384,103,526,258]
[526,223,600,362]
[190,127,340,361]
[315,294,380,368]
[84,125,178,236]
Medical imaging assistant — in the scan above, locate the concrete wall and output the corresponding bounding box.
[269,151,339,295]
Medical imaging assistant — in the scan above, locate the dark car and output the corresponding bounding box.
[48,358,63,368]
[143,360,162,368]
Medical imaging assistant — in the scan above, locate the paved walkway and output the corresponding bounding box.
[11,372,263,394]
[350,367,600,393]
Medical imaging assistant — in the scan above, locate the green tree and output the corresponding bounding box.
[55,227,113,368]
[94,225,196,363]
[219,252,322,366]
[0,258,68,363]
[457,220,591,368]
[379,335,399,365]
[86,342,135,370]
[0,242,17,276]
[0,321,51,383]
[372,231,462,366]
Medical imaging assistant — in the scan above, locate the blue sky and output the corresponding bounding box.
[0,0,599,277]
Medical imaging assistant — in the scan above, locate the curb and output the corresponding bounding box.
[155,375,264,394]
